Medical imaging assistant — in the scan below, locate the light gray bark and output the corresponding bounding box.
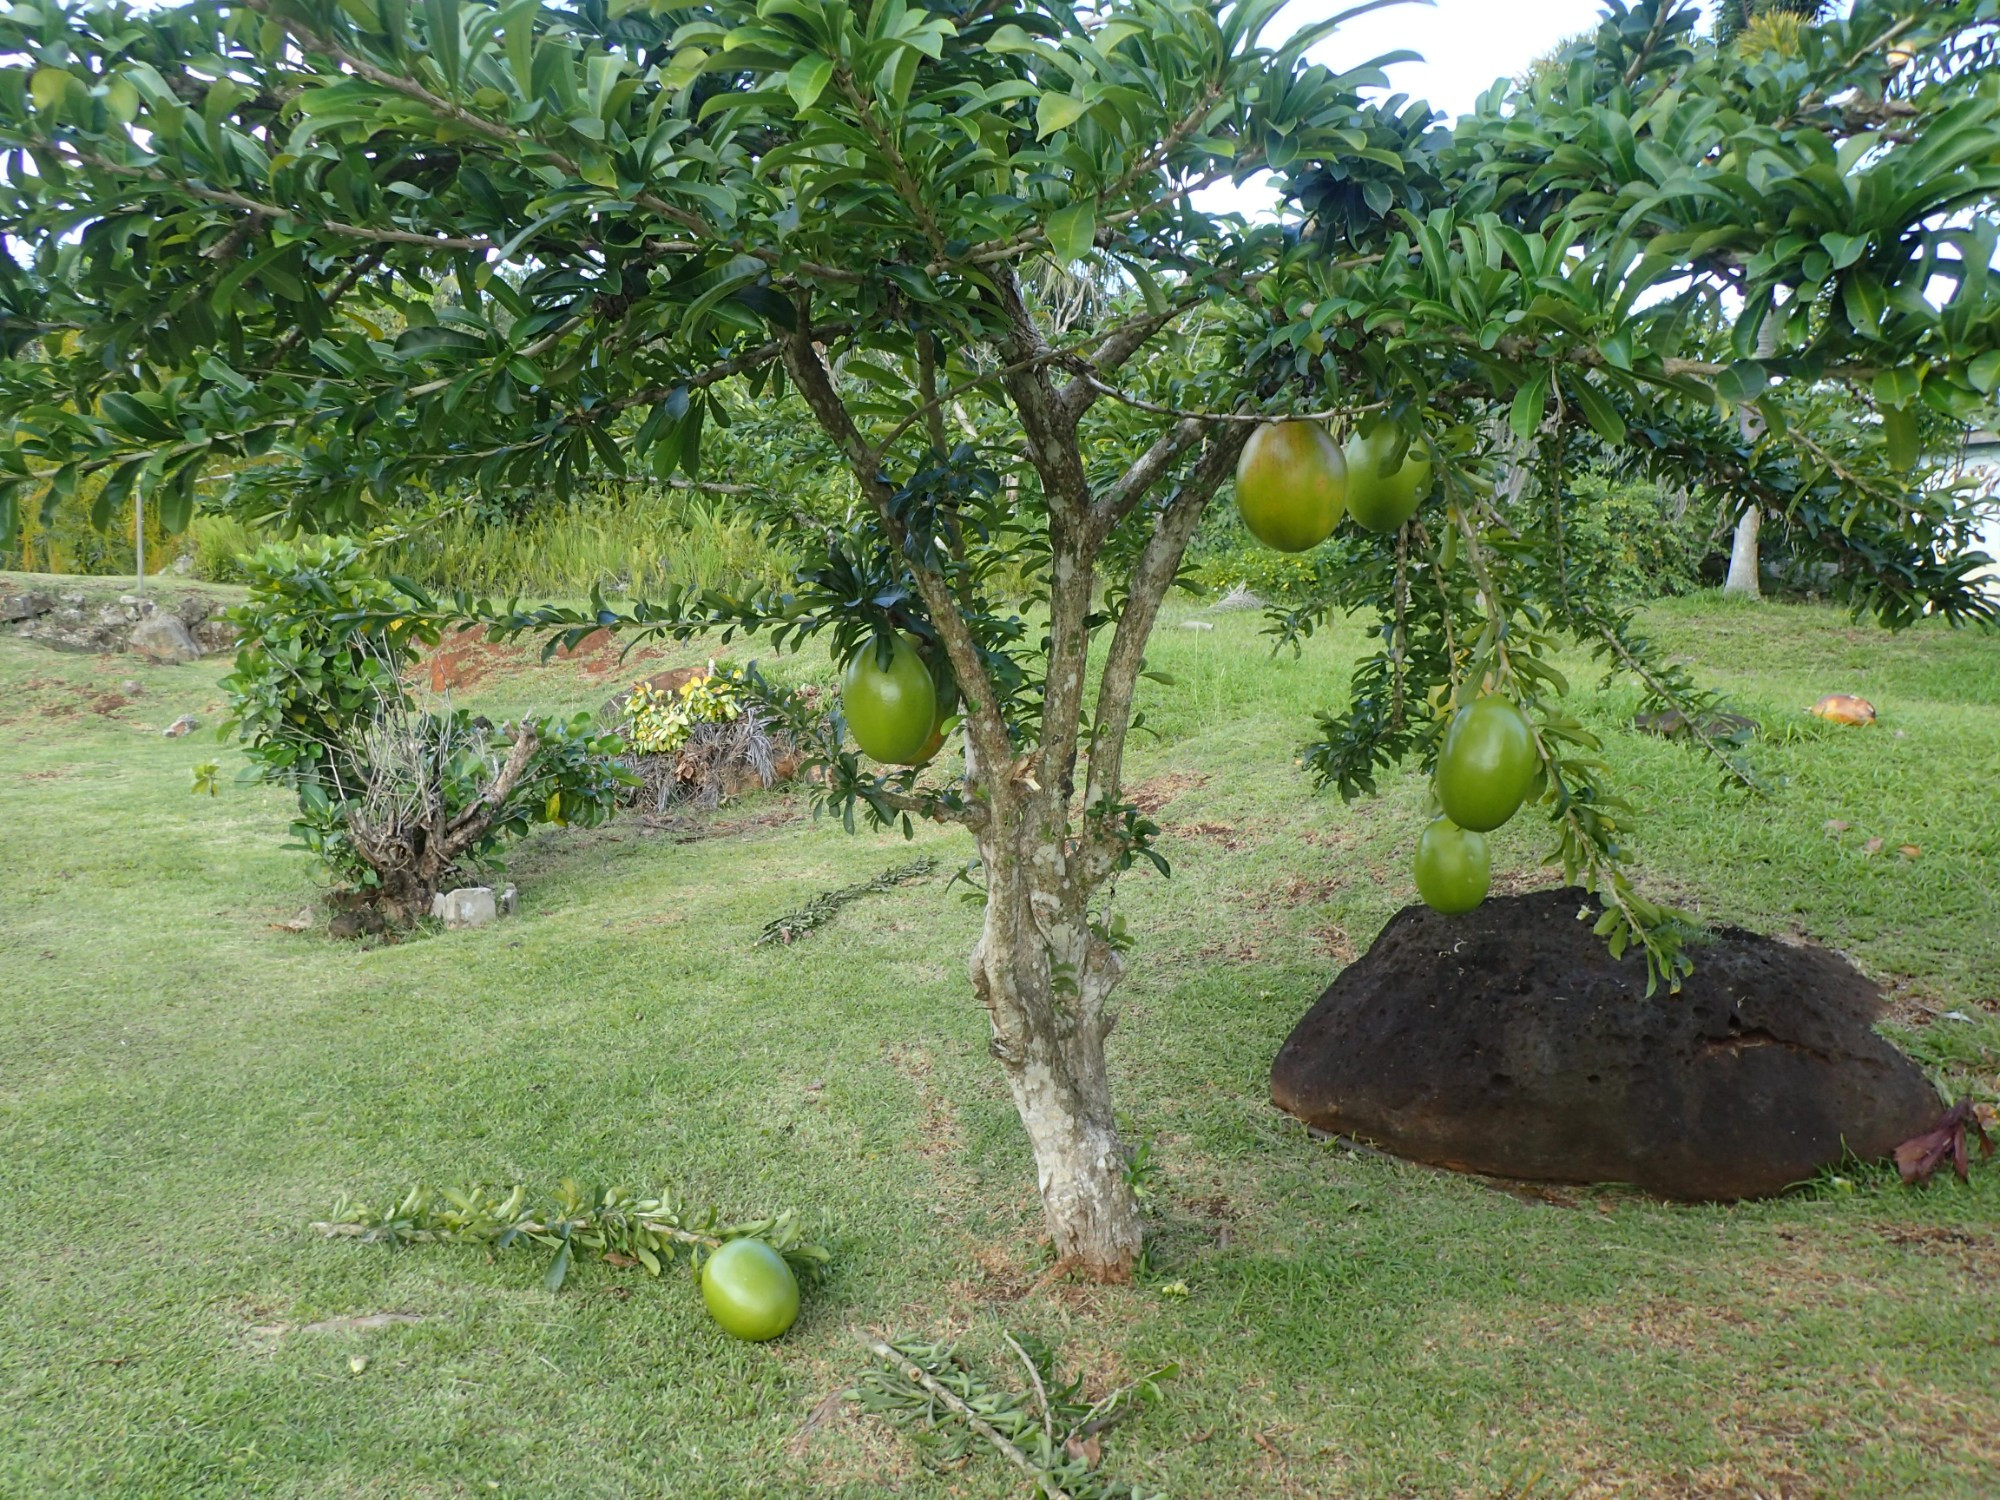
[1723,506,1762,598]
[1724,312,1781,599]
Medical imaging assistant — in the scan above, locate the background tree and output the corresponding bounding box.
[2,0,1995,1277]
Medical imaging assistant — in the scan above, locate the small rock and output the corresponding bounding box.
[1,590,54,622]
[170,554,195,576]
[193,617,239,653]
[129,614,202,663]
[162,714,199,738]
[497,884,518,917]
[329,907,387,940]
[431,886,498,929]
[1180,619,1215,632]
[120,679,143,696]
[59,591,86,607]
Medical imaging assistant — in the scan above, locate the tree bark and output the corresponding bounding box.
[970,796,1141,1277]
[1725,313,1780,599]
[1723,505,1762,598]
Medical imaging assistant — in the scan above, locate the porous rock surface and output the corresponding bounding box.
[1269,888,1940,1200]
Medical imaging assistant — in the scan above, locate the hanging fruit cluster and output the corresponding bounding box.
[1231,418,1544,916]
[1415,695,1541,915]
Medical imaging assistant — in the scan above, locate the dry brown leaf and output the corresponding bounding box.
[1064,1433,1102,1469]
[1899,844,1921,860]
[1824,819,1851,834]
[1862,837,1884,855]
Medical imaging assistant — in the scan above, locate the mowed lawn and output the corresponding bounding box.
[2,578,1997,1499]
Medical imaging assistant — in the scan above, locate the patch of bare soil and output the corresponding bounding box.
[1128,772,1209,814]
[417,625,672,694]
[1168,819,1256,852]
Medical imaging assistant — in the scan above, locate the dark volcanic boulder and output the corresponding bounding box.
[1270,889,1941,1200]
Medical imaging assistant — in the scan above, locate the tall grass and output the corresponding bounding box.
[377,489,798,598]
[177,488,798,599]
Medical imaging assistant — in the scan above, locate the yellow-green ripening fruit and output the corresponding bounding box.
[1435,696,1539,833]
[841,632,938,765]
[1234,420,1346,552]
[700,1239,800,1342]
[1413,817,1491,914]
[1342,421,1433,533]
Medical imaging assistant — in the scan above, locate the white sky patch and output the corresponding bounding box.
[1195,0,1715,219]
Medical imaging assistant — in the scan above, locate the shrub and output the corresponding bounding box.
[219,537,629,919]
[617,664,797,813]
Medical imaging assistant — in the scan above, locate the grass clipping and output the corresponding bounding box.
[855,1334,1175,1500]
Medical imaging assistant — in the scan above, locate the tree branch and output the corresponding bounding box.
[780,312,1013,780]
[1080,423,1250,860]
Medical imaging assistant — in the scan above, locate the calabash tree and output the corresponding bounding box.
[3,0,1996,1277]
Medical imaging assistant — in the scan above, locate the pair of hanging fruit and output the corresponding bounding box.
[1233,417,1433,552]
[1415,697,1541,914]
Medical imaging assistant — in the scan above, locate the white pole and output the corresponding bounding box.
[135,486,145,593]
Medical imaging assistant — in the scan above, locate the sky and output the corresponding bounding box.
[1196,0,1699,217]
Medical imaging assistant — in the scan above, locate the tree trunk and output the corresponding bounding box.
[1723,505,1762,598]
[1725,312,1779,599]
[970,798,1142,1279]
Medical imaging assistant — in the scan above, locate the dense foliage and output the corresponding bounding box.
[219,537,629,910]
[4,0,1995,1272]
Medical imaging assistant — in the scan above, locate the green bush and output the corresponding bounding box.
[1556,474,1713,600]
[218,537,630,918]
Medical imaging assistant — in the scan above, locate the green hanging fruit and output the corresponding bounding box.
[700,1238,800,1342]
[841,633,938,764]
[1342,420,1432,533]
[1434,695,1539,832]
[913,651,960,764]
[1235,420,1346,552]
[1413,818,1491,914]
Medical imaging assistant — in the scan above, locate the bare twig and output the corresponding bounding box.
[863,1340,1078,1500]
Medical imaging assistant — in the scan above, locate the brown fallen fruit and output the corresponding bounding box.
[1809,693,1877,726]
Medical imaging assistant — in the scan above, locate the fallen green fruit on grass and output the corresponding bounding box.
[700,1238,800,1341]
[1435,695,1539,832]
[1413,818,1491,914]
[1235,420,1346,552]
[842,633,938,765]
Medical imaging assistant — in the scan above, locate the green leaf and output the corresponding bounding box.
[1820,232,1868,270]
[1035,92,1090,139]
[1841,274,1886,339]
[786,55,832,113]
[544,1239,572,1291]
[1509,370,1547,446]
[1045,200,1096,264]
[1715,362,1768,406]
[1881,406,1920,471]
[1969,350,2000,396]
[1568,379,1626,445]
[1872,368,1919,410]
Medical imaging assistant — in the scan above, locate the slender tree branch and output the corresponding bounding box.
[1080,423,1250,859]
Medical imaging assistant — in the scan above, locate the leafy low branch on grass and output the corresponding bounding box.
[316,1181,830,1292]
[757,856,939,947]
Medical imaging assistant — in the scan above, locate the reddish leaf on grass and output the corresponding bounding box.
[1894,1100,1996,1186]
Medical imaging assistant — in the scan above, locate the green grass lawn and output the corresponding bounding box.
[2,581,1997,1499]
